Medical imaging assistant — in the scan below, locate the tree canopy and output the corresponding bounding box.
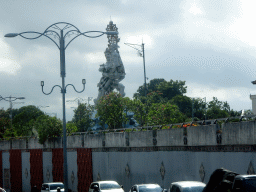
[96,92,128,129]
[31,115,62,144]
[134,78,187,101]
[72,103,94,132]
[13,105,44,136]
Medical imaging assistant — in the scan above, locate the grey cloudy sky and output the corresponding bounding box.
[0,0,256,121]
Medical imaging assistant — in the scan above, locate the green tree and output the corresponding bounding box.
[0,117,10,138]
[32,115,62,144]
[171,95,192,118]
[66,122,78,135]
[72,103,94,132]
[146,91,167,104]
[229,109,241,117]
[0,108,18,138]
[13,105,44,136]
[134,78,165,99]
[206,97,229,119]
[96,92,128,129]
[157,80,187,100]
[134,78,187,102]
[192,98,207,120]
[147,102,185,126]
[127,98,146,126]
[207,107,229,119]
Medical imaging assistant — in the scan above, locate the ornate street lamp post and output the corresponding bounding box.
[5,22,117,191]
[0,96,25,129]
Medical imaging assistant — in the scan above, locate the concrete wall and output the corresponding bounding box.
[187,125,216,146]
[1,121,256,192]
[28,138,43,149]
[157,128,184,146]
[12,140,26,149]
[92,151,256,192]
[43,152,53,183]
[0,141,11,151]
[22,152,30,192]
[105,132,126,147]
[84,134,103,148]
[129,131,153,147]
[67,136,82,148]
[1,121,256,150]
[67,151,78,192]
[222,121,256,145]
[2,152,10,191]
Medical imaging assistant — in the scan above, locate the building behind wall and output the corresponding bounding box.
[250,94,256,114]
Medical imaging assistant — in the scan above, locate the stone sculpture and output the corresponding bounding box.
[94,21,126,104]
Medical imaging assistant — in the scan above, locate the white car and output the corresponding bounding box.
[89,181,124,192]
[169,181,206,192]
[41,182,64,192]
[129,184,164,192]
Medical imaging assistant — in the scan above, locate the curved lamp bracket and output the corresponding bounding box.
[65,79,86,93]
[41,81,62,95]
[64,31,106,49]
[5,22,118,51]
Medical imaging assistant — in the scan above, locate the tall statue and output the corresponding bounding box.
[94,21,126,104]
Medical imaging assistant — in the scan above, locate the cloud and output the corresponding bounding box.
[0,37,21,75]
[0,0,255,122]
[186,82,253,111]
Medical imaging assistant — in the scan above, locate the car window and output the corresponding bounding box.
[243,178,256,191]
[182,186,205,192]
[138,185,162,192]
[90,183,99,189]
[41,184,49,190]
[170,185,177,192]
[49,184,64,190]
[100,183,121,190]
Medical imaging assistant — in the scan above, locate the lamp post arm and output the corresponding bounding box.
[44,22,80,32]
[65,83,85,93]
[124,43,142,52]
[2,97,17,102]
[64,30,106,49]
[41,84,62,95]
[18,31,60,49]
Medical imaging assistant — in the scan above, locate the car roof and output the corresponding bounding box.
[135,184,161,187]
[93,181,119,184]
[235,175,256,179]
[42,182,64,185]
[171,181,206,188]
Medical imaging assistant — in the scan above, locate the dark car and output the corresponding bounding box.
[129,184,164,192]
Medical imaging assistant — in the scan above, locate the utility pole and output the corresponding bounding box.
[124,41,147,97]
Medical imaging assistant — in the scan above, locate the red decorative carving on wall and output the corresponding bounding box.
[30,149,43,191]
[52,148,63,182]
[0,151,2,188]
[10,149,22,192]
[77,148,92,192]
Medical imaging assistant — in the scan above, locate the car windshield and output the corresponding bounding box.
[50,184,64,190]
[138,185,162,192]
[100,183,121,190]
[182,186,205,192]
[243,178,256,191]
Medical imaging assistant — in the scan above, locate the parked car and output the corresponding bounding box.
[203,168,256,192]
[169,181,206,192]
[129,184,164,192]
[41,182,64,192]
[89,181,124,192]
